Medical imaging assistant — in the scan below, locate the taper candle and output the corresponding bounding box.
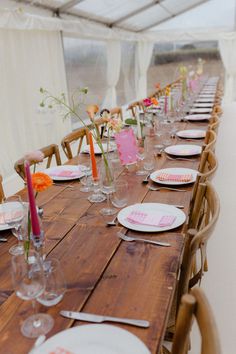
[88,131,98,179]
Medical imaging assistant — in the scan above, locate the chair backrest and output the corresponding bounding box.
[198,149,218,180]
[208,114,220,134]
[203,129,217,152]
[110,107,123,120]
[212,104,223,116]
[179,182,220,298]
[14,144,62,180]
[61,127,89,160]
[171,287,221,354]
[127,101,144,118]
[0,175,5,203]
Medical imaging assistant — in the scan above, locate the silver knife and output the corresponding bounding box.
[60,311,149,328]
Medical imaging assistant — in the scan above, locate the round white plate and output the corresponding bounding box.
[176,129,206,139]
[150,168,198,185]
[82,143,116,154]
[33,324,151,354]
[198,94,215,99]
[43,165,85,181]
[190,108,212,114]
[164,144,202,156]
[0,202,24,231]
[195,98,214,103]
[193,103,214,108]
[185,114,211,121]
[117,203,186,233]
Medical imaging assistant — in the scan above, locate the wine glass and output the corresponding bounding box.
[100,160,116,216]
[11,252,54,338]
[37,258,66,307]
[136,139,147,176]
[1,196,27,255]
[80,162,93,193]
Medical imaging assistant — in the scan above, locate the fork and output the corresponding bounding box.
[142,174,151,184]
[106,215,118,226]
[148,186,187,192]
[117,232,170,247]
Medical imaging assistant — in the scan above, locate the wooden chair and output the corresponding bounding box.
[0,175,5,203]
[127,101,144,118]
[212,104,223,116]
[208,115,220,134]
[203,129,217,152]
[15,144,62,180]
[110,106,123,120]
[61,127,89,160]
[167,287,221,354]
[198,149,218,181]
[165,181,220,341]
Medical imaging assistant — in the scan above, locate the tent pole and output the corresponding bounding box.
[235,0,236,30]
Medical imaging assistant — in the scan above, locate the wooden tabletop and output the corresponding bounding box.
[0,119,207,354]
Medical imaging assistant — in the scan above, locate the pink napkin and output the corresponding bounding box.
[157,173,193,182]
[127,210,176,227]
[49,347,74,354]
[48,169,81,178]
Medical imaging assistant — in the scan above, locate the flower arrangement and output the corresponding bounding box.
[143,97,159,109]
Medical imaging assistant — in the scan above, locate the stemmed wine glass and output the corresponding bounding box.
[11,252,54,338]
[100,160,116,216]
[1,196,27,255]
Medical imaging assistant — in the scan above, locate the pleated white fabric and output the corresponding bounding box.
[135,41,154,99]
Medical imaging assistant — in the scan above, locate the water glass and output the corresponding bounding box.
[80,163,93,193]
[100,159,116,216]
[37,258,66,307]
[11,251,54,338]
[143,153,155,171]
[111,180,128,208]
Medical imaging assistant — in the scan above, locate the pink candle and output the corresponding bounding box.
[24,161,41,236]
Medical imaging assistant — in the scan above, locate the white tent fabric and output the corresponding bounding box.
[0,28,71,178]
[219,32,236,103]
[135,41,154,99]
[103,40,121,108]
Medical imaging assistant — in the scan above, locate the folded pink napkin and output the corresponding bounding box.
[48,169,81,178]
[157,173,193,182]
[127,210,176,227]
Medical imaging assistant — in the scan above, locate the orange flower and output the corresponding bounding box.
[151,97,158,106]
[86,104,99,120]
[32,172,53,192]
[155,83,161,89]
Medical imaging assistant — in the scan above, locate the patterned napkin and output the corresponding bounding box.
[156,173,193,182]
[127,210,176,227]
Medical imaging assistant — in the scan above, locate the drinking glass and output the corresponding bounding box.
[37,258,66,307]
[111,180,128,208]
[1,196,27,255]
[80,163,93,193]
[87,165,106,203]
[143,153,155,171]
[136,139,147,176]
[100,160,116,216]
[11,252,54,338]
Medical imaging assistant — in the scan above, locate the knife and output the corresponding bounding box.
[60,311,150,328]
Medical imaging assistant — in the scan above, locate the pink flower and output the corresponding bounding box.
[24,150,44,163]
[143,98,152,107]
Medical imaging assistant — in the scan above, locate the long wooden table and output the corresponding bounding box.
[0,119,207,354]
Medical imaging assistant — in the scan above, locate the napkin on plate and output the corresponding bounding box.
[0,211,23,224]
[126,210,176,227]
[48,169,81,178]
[156,173,193,182]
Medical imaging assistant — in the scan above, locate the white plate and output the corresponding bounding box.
[43,165,85,181]
[117,203,186,232]
[164,144,202,156]
[193,103,214,108]
[176,129,206,139]
[33,324,151,354]
[0,202,24,231]
[150,168,198,185]
[186,114,211,121]
[198,94,215,99]
[195,98,214,103]
[190,108,212,114]
[82,143,116,154]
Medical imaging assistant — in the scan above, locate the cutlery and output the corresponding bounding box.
[117,232,170,247]
[53,183,74,188]
[166,156,198,162]
[148,186,187,192]
[106,215,118,226]
[28,335,46,353]
[142,174,151,184]
[0,238,7,242]
[60,310,149,328]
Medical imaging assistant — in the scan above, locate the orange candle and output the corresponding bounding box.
[88,132,98,179]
